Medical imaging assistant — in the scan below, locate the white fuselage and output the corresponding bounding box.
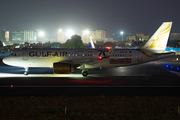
[2,48,175,69]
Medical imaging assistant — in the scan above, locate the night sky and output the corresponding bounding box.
[0,0,180,37]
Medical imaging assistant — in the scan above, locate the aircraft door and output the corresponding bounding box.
[23,50,28,60]
[137,51,143,62]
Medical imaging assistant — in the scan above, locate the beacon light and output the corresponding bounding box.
[98,56,102,60]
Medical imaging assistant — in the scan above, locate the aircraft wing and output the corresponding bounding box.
[59,56,106,69]
[61,57,103,64]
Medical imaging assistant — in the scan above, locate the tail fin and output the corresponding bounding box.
[90,36,95,49]
[2,42,6,47]
[142,22,172,52]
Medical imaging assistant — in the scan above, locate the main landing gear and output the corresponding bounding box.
[82,70,88,77]
[24,67,29,75]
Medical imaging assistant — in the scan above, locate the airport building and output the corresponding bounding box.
[128,34,150,42]
[5,31,12,42]
[12,31,37,43]
[170,33,180,40]
[12,31,24,41]
[0,30,13,45]
[95,30,107,40]
[57,29,65,43]
[24,30,37,42]
[11,31,37,44]
[82,30,107,44]
[82,30,91,44]
[112,33,133,41]
[0,30,5,42]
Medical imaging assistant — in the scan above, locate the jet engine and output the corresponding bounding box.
[53,63,76,74]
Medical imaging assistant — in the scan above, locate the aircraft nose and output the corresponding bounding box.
[3,57,12,65]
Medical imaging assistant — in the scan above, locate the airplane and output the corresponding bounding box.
[2,22,175,76]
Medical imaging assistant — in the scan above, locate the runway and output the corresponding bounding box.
[0,56,180,96]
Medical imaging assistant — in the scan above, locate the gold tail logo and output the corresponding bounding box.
[146,23,171,49]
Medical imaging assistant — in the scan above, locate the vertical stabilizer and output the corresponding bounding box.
[142,22,172,52]
[90,36,95,49]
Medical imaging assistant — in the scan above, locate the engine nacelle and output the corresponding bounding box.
[53,63,75,74]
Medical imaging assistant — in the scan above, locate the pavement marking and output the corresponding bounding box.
[153,62,180,76]
[0,73,83,78]
[0,73,107,78]
[169,71,180,76]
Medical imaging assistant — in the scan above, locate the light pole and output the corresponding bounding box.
[121,31,123,41]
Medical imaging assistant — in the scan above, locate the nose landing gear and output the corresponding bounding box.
[24,67,29,75]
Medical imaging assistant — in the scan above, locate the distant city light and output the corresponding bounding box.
[66,29,74,38]
[39,31,44,36]
[120,31,124,41]
[121,31,123,35]
[85,30,89,34]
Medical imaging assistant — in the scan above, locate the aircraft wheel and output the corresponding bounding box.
[82,71,88,77]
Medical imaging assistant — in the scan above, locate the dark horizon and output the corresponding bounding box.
[0,0,180,37]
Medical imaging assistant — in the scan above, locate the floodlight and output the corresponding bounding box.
[85,30,89,34]
[121,31,123,35]
[66,30,74,38]
[39,31,44,36]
